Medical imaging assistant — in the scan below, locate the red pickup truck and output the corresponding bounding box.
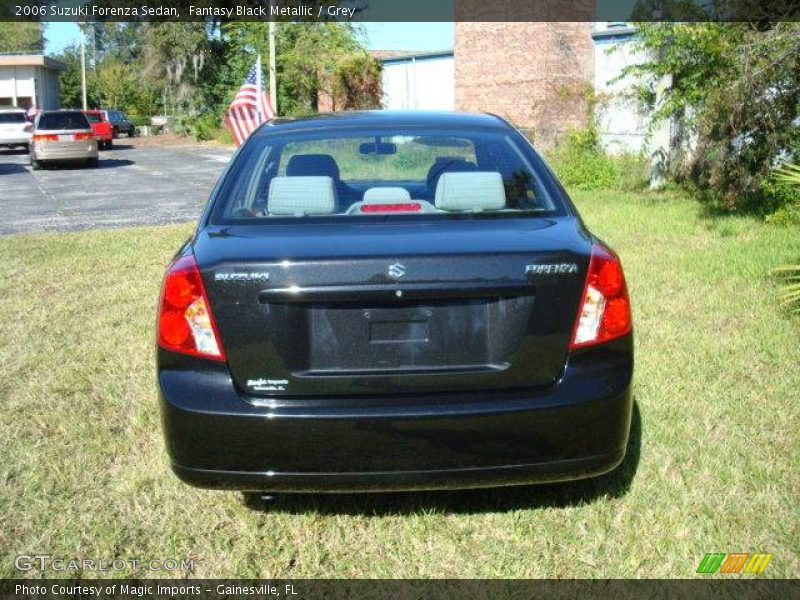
[83,110,113,150]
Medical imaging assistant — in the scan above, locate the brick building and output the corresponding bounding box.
[454,22,594,146]
[373,23,649,153]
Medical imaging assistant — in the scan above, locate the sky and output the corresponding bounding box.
[45,22,455,54]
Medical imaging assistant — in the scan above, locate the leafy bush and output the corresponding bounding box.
[190,114,222,141]
[173,113,195,137]
[771,163,800,313]
[129,116,151,128]
[619,23,800,213]
[544,127,649,192]
[760,177,800,222]
[330,54,383,110]
[212,126,234,146]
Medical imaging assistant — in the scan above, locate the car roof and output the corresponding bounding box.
[255,111,511,136]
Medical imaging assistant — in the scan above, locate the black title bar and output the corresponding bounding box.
[1,0,800,22]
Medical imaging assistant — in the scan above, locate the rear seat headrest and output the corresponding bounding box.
[362,187,412,203]
[435,172,506,212]
[286,154,340,180]
[426,158,478,191]
[268,176,338,216]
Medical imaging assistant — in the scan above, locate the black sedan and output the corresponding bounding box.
[156,111,634,493]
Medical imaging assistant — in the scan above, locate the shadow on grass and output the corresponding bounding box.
[243,401,642,516]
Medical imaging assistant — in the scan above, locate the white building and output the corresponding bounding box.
[377,50,455,111]
[591,23,650,154]
[0,54,65,111]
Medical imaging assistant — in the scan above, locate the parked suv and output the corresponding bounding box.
[103,110,135,138]
[0,108,32,149]
[156,111,634,494]
[30,110,98,169]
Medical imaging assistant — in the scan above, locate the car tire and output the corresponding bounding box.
[87,157,99,168]
[106,139,113,149]
[30,154,40,170]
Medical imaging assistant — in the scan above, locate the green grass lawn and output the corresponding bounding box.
[1,191,798,578]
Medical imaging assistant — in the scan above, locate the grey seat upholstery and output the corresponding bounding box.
[362,187,412,203]
[285,153,357,205]
[434,172,506,212]
[426,157,478,197]
[268,176,338,216]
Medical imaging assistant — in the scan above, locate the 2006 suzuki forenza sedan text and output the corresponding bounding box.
[156,111,634,493]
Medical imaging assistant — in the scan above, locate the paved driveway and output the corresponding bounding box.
[0,139,233,235]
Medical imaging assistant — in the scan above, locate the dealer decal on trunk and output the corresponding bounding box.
[246,378,289,392]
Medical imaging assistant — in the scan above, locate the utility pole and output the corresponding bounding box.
[80,25,87,110]
[269,16,277,115]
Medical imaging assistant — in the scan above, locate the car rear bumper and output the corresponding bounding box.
[0,137,30,146]
[159,338,633,492]
[34,142,98,161]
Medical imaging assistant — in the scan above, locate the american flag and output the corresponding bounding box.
[225,57,275,146]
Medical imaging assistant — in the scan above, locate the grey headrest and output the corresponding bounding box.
[434,172,506,211]
[268,176,338,216]
[362,187,412,203]
[285,154,340,180]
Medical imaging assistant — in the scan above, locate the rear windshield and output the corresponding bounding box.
[0,112,26,124]
[84,113,101,123]
[211,127,565,223]
[37,112,90,131]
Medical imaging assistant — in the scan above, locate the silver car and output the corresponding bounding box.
[0,108,32,149]
[30,110,98,169]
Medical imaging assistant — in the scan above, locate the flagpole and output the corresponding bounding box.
[255,54,264,124]
[269,14,278,116]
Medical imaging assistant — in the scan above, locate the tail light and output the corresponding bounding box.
[73,132,95,141]
[569,245,632,350]
[33,134,58,142]
[157,254,226,361]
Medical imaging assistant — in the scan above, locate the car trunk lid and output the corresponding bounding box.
[195,218,590,397]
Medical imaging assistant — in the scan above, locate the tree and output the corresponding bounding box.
[55,45,94,109]
[0,22,45,53]
[90,59,137,110]
[143,23,211,114]
[620,23,800,211]
[219,22,365,116]
[330,53,383,110]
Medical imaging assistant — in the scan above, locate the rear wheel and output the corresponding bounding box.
[86,157,99,168]
[30,154,40,170]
